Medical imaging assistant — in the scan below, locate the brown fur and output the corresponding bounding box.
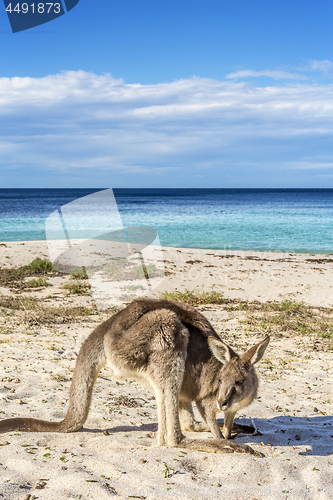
[0,298,269,454]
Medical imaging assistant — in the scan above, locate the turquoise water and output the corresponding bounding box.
[1,188,333,253]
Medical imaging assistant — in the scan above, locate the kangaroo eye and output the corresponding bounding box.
[217,378,221,384]
[235,380,243,386]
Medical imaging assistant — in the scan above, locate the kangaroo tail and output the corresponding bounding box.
[0,327,106,433]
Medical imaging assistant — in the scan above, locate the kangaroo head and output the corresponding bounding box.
[208,335,270,412]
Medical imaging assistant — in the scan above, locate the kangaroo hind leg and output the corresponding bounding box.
[146,309,189,447]
[150,349,186,447]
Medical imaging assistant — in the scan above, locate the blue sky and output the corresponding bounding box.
[1,0,333,187]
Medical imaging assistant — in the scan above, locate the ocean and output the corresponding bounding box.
[1,188,333,253]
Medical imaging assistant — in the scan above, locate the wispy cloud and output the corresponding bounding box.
[226,69,307,80]
[309,59,333,73]
[303,59,333,74]
[227,60,333,82]
[1,70,333,186]
[285,161,333,170]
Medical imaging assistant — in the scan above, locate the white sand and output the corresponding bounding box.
[0,241,332,500]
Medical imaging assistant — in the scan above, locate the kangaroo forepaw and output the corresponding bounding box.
[182,422,210,433]
[217,421,256,435]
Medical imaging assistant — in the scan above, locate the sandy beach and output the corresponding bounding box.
[0,241,332,500]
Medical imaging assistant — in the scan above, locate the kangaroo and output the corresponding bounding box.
[0,298,269,454]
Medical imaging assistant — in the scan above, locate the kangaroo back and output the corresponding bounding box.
[118,298,220,339]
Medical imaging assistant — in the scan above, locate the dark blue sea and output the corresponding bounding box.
[1,188,333,253]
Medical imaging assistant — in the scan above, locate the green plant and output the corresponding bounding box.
[20,258,53,272]
[70,268,88,280]
[27,277,48,287]
[62,281,90,295]
[24,304,98,326]
[131,263,157,279]
[50,373,66,382]
[320,331,333,338]
[104,259,129,274]
[0,294,37,310]
[159,289,225,305]
[126,284,144,291]
[296,321,312,335]
[161,463,173,478]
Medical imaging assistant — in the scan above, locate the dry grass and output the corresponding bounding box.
[0,293,101,326]
[110,395,144,408]
[159,289,226,305]
[0,295,37,311]
[159,291,333,348]
[49,373,67,382]
[240,300,333,341]
[24,305,98,326]
[103,259,161,281]
[69,268,88,280]
[62,281,90,295]
[1,257,332,351]
[20,258,53,272]
[0,258,120,327]
[26,277,49,288]
[0,258,57,291]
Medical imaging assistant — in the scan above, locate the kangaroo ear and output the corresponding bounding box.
[208,337,238,363]
[241,335,270,365]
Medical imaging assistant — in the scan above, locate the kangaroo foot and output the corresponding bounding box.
[177,438,253,454]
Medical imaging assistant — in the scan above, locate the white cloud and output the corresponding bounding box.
[226,60,333,81]
[284,161,333,170]
[226,69,307,80]
[1,70,333,185]
[305,60,333,74]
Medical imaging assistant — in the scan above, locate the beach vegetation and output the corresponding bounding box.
[70,268,88,280]
[296,321,312,335]
[0,295,37,310]
[103,259,160,281]
[104,258,128,275]
[159,289,226,305]
[161,462,173,478]
[237,299,333,346]
[319,331,333,339]
[0,290,110,325]
[26,277,48,288]
[158,290,332,347]
[0,258,56,291]
[20,258,53,272]
[24,305,99,326]
[126,284,144,291]
[131,263,158,279]
[62,281,90,295]
[50,373,67,382]
[266,300,304,314]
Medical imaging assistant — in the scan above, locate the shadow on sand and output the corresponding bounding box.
[82,415,332,456]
